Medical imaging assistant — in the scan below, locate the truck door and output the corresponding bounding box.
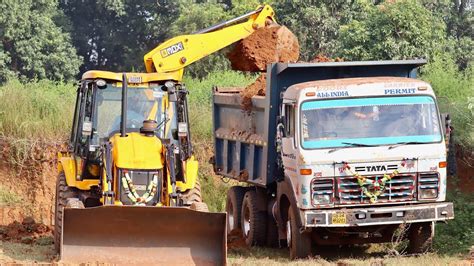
[281,104,298,180]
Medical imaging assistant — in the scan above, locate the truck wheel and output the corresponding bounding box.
[266,214,279,247]
[407,222,434,254]
[226,186,246,234]
[241,190,267,246]
[54,172,79,254]
[287,207,312,259]
[190,202,209,212]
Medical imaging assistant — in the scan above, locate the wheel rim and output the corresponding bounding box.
[227,202,234,231]
[243,203,250,237]
[286,219,292,248]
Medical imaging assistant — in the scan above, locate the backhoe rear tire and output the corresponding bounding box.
[54,172,79,254]
[226,186,246,235]
[181,179,203,205]
[241,190,267,246]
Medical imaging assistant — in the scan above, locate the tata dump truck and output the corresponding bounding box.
[54,4,296,265]
[212,60,454,259]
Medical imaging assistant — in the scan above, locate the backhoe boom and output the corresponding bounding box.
[143,4,276,77]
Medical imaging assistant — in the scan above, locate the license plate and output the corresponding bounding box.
[331,212,347,224]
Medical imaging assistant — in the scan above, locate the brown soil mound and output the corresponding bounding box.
[0,217,51,244]
[241,74,266,111]
[227,229,248,250]
[228,26,300,72]
[0,138,66,226]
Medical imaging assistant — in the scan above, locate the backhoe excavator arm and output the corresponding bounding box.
[143,4,276,77]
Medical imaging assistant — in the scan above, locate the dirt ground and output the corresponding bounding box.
[0,240,471,265]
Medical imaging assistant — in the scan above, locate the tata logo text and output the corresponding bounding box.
[317,91,349,98]
[384,88,416,95]
[160,42,184,58]
[355,164,398,172]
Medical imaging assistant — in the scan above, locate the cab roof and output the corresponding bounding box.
[287,77,428,92]
[81,70,183,82]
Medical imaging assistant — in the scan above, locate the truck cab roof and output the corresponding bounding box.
[283,76,433,101]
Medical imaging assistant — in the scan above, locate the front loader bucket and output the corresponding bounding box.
[61,206,227,265]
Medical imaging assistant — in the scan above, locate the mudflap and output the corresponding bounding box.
[61,206,227,265]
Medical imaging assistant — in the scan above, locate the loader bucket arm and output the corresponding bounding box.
[60,206,227,265]
[143,4,276,75]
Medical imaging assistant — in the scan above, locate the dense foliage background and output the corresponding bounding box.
[0,0,472,255]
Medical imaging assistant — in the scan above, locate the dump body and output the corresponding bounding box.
[213,60,425,186]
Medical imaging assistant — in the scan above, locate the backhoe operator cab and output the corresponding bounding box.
[64,70,197,207]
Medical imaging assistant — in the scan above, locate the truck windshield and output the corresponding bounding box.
[95,84,169,139]
[300,96,442,149]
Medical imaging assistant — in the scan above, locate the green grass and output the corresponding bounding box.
[0,79,75,140]
[0,186,21,205]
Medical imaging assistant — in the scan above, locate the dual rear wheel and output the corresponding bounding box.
[226,186,311,259]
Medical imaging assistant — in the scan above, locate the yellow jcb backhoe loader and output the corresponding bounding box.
[55,4,280,265]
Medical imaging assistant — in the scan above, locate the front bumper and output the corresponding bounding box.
[304,202,454,227]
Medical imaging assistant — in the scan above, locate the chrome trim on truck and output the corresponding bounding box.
[304,202,454,227]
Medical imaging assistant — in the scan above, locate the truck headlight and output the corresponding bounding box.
[419,188,438,199]
[313,194,331,205]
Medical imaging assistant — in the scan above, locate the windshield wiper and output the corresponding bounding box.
[328,142,375,153]
[388,141,428,149]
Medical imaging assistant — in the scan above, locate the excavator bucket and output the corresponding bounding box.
[60,206,227,265]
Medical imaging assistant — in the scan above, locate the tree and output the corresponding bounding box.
[0,0,82,82]
[273,0,371,61]
[336,1,447,61]
[60,0,179,73]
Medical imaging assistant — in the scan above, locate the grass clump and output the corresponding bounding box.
[0,79,75,140]
[0,186,21,205]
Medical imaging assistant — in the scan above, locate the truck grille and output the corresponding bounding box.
[336,174,416,205]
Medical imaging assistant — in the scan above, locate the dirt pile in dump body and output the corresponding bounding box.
[240,74,266,111]
[0,217,51,244]
[227,26,300,72]
[227,25,299,111]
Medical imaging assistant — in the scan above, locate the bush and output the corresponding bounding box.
[421,56,474,149]
[434,188,474,254]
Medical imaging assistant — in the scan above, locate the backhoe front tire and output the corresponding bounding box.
[287,206,312,259]
[226,186,246,235]
[54,172,79,254]
[241,190,267,246]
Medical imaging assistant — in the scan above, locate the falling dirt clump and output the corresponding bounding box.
[0,217,51,244]
[240,74,266,111]
[228,26,300,72]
